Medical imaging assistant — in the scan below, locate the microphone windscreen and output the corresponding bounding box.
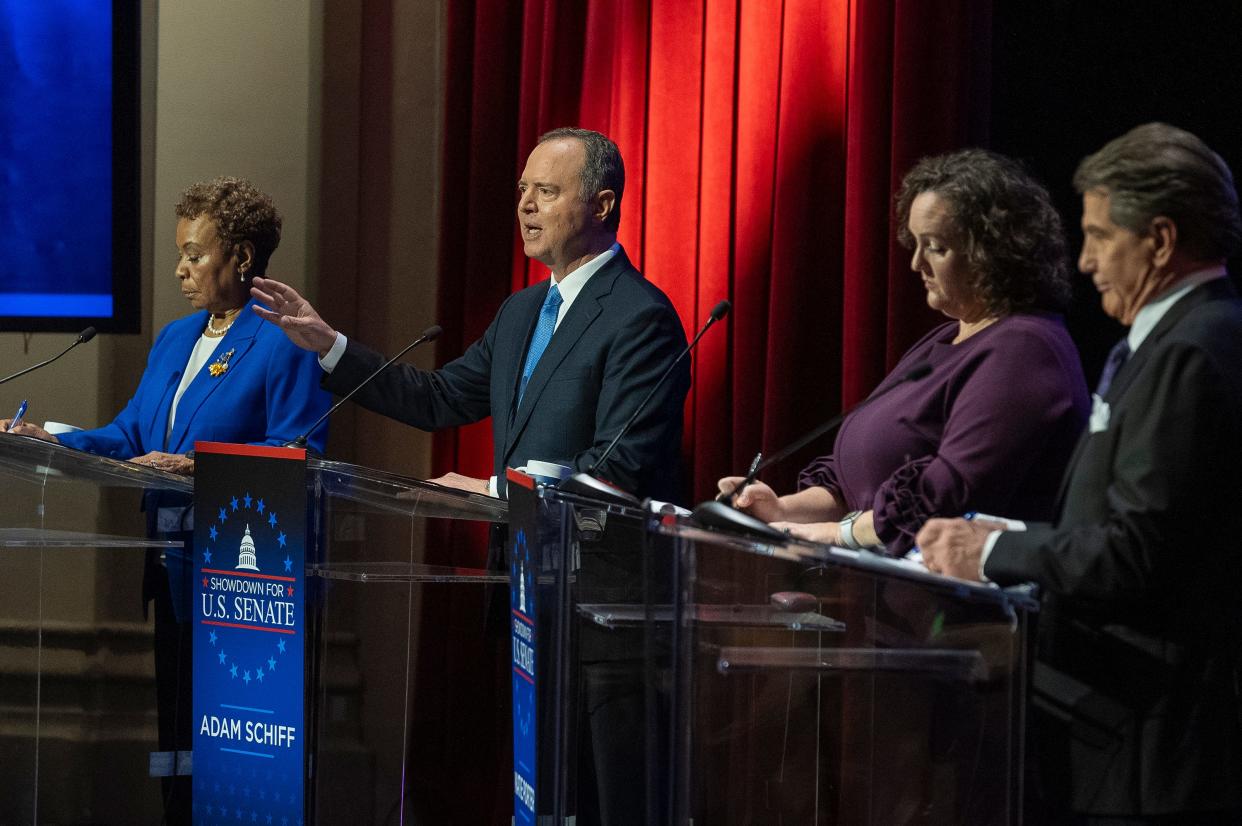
[710,300,731,321]
[422,325,443,341]
[78,327,97,344]
[903,362,932,381]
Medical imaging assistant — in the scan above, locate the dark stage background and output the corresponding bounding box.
[990,0,1242,383]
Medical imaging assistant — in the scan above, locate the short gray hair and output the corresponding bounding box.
[1074,123,1242,261]
[538,127,625,232]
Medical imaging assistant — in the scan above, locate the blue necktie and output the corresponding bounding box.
[1095,338,1131,397]
[519,284,563,402]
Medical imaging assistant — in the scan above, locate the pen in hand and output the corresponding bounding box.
[717,451,763,503]
[6,399,28,433]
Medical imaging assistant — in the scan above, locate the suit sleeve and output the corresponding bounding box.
[55,325,176,459]
[985,340,1232,601]
[578,301,689,494]
[322,314,496,431]
[258,338,334,453]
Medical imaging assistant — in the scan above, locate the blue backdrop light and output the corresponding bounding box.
[0,1,138,333]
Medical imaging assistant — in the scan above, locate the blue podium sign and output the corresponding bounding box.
[508,470,538,826]
[193,442,307,825]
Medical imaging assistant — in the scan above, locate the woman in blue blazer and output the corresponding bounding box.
[7,177,330,461]
[2,177,330,825]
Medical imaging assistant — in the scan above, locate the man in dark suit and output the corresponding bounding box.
[256,128,685,825]
[251,127,689,501]
[918,123,1242,823]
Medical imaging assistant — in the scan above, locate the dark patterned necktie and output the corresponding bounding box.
[1095,338,1131,397]
[519,284,563,402]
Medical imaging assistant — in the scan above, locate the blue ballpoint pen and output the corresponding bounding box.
[6,399,28,432]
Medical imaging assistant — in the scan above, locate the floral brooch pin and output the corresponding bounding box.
[208,348,235,378]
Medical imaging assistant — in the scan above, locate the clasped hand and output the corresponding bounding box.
[915,518,1004,581]
[129,451,194,476]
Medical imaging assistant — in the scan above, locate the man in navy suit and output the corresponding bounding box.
[252,127,689,501]
[919,123,1242,823]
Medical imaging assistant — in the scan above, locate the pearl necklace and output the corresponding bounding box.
[205,312,238,337]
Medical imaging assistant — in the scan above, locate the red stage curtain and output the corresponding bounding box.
[433,0,992,555]
[413,4,991,822]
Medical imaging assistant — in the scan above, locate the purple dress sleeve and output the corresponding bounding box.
[797,453,843,501]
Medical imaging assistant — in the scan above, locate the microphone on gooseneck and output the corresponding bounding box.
[558,300,731,504]
[697,361,934,540]
[0,327,97,386]
[286,324,443,450]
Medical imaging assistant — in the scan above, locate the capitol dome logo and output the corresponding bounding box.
[236,524,260,572]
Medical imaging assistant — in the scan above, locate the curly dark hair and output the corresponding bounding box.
[895,149,1071,315]
[174,177,282,277]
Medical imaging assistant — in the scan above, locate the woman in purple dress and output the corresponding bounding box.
[719,149,1090,555]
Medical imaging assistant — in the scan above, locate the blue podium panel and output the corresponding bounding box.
[193,442,308,825]
[507,471,665,826]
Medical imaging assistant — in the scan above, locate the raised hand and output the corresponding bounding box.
[250,277,339,356]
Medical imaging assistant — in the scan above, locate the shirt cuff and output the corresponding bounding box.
[979,530,1004,583]
[488,476,498,498]
[318,332,348,372]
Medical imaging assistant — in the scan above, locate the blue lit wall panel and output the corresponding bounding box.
[0,1,137,332]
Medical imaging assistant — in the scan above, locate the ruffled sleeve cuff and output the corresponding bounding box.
[797,454,843,500]
[872,456,937,555]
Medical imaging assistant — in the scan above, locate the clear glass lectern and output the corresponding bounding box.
[508,476,1036,825]
[654,517,1036,825]
[0,434,189,823]
[0,435,513,825]
[303,458,509,824]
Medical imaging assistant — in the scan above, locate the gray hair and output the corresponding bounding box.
[538,127,625,232]
[1074,123,1242,261]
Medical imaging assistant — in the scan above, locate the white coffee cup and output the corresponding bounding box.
[516,459,572,486]
[43,421,83,436]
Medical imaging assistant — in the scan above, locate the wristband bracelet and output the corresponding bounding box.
[838,510,864,550]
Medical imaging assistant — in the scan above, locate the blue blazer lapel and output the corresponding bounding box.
[146,320,202,452]
[503,257,623,460]
[166,302,262,453]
